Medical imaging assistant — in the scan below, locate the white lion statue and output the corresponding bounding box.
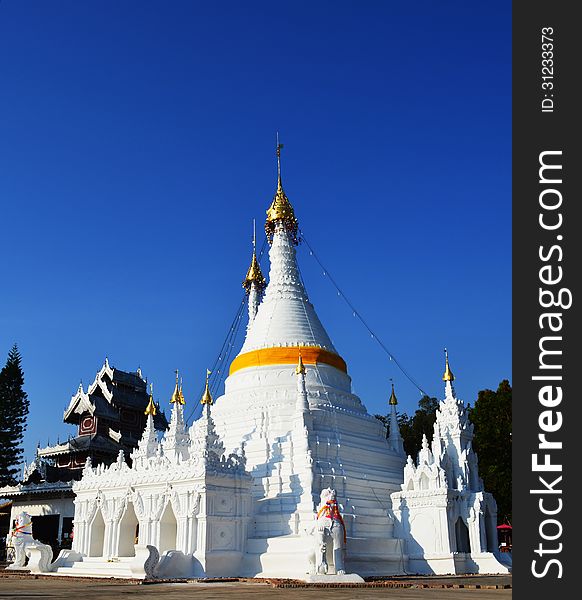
[6,511,53,572]
[309,488,346,575]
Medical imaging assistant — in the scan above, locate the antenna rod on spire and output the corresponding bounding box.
[276,132,283,182]
[252,218,256,252]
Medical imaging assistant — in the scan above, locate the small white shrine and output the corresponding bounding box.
[390,353,511,575]
[53,376,253,578]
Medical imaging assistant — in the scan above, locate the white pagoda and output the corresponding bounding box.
[209,149,408,577]
[30,146,510,579]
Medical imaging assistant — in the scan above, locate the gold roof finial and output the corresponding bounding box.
[170,369,180,404]
[265,134,298,244]
[442,348,455,382]
[178,376,185,404]
[200,369,213,405]
[295,350,306,375]
[243,219,266,292]
[389,381,398,405]
[145,382,157,416]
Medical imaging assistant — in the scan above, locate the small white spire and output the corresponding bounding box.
[295,352,309,414]
[387,381,405,458]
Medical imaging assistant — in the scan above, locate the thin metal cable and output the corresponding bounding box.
[186,238,268,424]
[299,229,431,398]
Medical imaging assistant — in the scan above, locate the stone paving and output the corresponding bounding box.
[0,573,512,600]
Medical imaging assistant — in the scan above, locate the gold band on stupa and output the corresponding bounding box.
[229,346,347,375]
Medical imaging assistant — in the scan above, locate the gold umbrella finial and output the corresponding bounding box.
[389,380,398,406]
[178,376,185,405]
[145,382,157,416]
[243,220,266,293]
[170,369,180,404]
[200,369,213,405]
[442,348,455,382]
[265,134,298,244]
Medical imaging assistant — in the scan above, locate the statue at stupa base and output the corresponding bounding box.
[6,511,53,572]
[306,488,360,580]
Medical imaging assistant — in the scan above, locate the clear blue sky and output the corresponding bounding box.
[0,1,511,464]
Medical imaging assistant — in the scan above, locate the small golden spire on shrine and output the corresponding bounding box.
[145,383,157,416]
[178,377,185,404]
[243,220,266,292]
[170,370,186,405]
[200,369,213,405]
[265,134,298,244]
[295,351,306,375]
[442,348,455,382]
[389,382,398,406]
[170,370,179,404]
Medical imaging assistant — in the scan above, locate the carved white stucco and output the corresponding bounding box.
[390,380,511,575]
[29,170,510,580]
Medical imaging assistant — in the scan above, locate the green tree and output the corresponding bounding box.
[0,345,30,486]
[403,395,439,457]
[469,380,512,523]
[375,395,439,458]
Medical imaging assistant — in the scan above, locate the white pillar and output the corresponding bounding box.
[103,521,113,558]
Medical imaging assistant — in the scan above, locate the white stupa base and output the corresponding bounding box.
[240,534,406,579]
[301,574,365,583]
[48,556,140,578]
[407,552,512,575]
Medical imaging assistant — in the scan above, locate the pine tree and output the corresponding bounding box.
[0,344,30,486]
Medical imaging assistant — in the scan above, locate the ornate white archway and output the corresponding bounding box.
[118,502,139,557]
[159,501,178,555]
[88,509,105,557]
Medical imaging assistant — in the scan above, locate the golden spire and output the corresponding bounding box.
[170,369,179,403]
[295,351,306,375]
[243,220,266,292]
[265,134,298,244]
[442,348,455,382]
[389,382,398,405]
[170,370,186,404]
[178,376,185,404]
[144,383,157,416]
[200,369,213,405]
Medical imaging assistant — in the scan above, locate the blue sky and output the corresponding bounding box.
[0,1,511,463]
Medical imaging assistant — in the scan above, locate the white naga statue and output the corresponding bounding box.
[6,511,53,572]
[310,488,346,575]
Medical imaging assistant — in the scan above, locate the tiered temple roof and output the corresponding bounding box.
[34,359,168,481]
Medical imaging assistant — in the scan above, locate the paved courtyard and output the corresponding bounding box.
[0,574,511,600]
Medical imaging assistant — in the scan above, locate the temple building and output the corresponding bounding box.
[39,359,168,475]
[0,361,167,555]
[5,145,510,579]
